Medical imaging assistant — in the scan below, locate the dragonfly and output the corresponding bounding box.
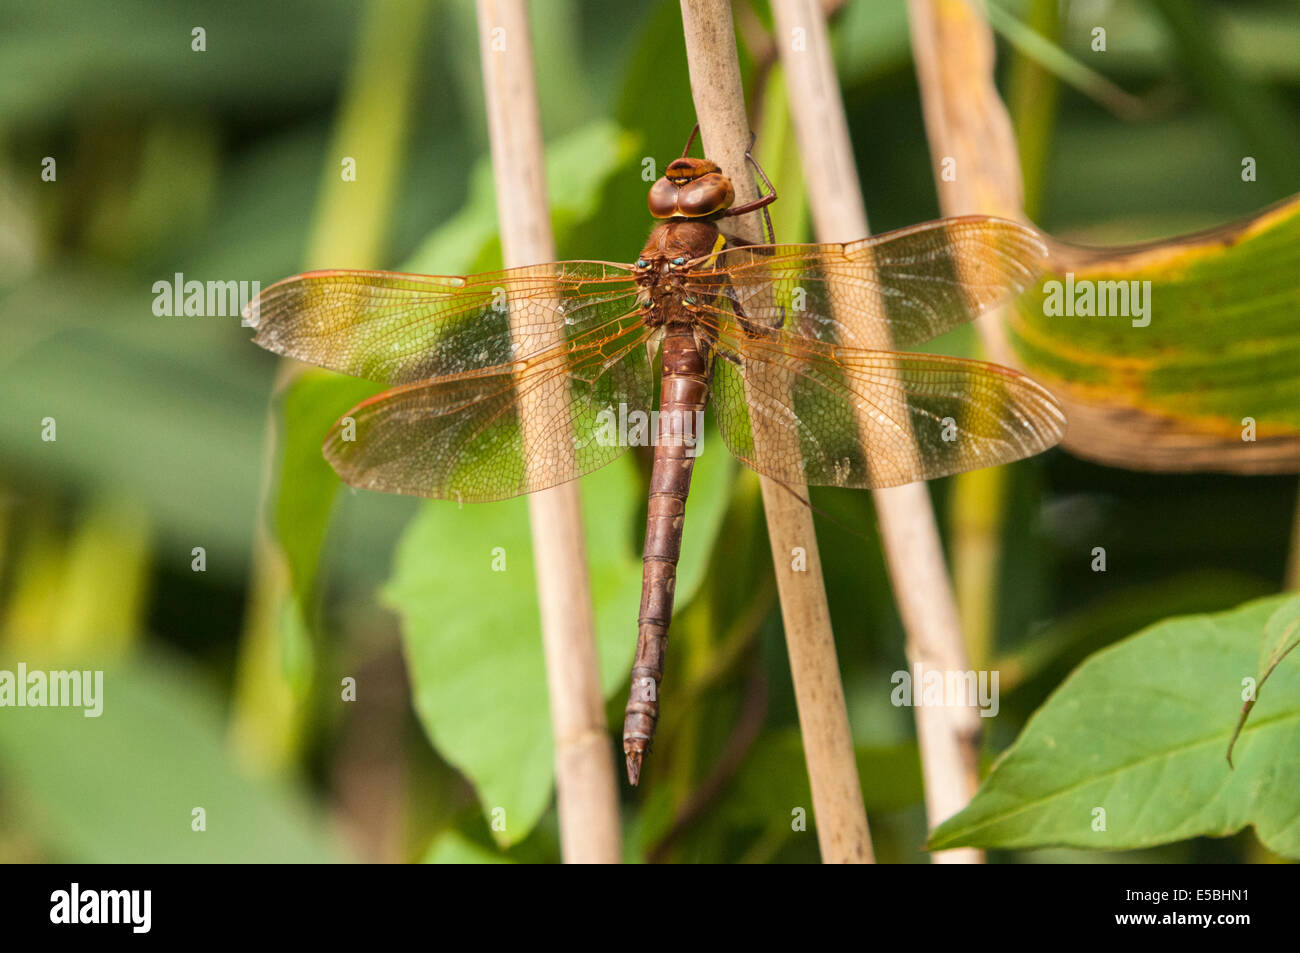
[246,134,1066,785]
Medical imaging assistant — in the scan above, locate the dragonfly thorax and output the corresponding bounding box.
[635,219,722,326]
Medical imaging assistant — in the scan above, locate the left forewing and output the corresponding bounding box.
[247,261,640,385]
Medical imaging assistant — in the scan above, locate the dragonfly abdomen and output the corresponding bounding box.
[623,325,710,785]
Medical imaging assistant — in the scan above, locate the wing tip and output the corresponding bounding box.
[243,299,264,333]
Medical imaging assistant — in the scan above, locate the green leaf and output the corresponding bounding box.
[387,440,733,846]
[1226,594,1300,765]
[0,651,345,862]
[928,594,1300,857]
[273,370,381,655]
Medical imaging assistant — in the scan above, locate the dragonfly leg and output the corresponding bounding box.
[721,277,784,338]
[746,145,778,245]
[714,345,742,368]
[680,123,701,158]
[722,191,777,220]
[720,145,779,244]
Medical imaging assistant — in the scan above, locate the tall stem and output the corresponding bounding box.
[679,0,873,864]
[773,0,984,863]
[476,0,621,864]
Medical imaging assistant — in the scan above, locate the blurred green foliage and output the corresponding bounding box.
[1,0,1297,863]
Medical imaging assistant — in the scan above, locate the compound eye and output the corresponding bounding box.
[671,256,687,266]
[636,258,649,269]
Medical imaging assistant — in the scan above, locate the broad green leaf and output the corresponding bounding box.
[0,651,345,862]
[386,460,638,847]
[929,594,1300,857]
[1011,196,1300,471]
[274,371,381,645]
[387,442,733,846]
[1259,596,1300,683]
[1226,594,1300,765]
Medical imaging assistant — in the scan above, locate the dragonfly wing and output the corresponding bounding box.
[708,329,1065,490]
[692,216,1047,349]
[324,318,657,502]
[248,261,640,385]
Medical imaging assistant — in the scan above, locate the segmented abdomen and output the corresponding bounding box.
[622,324,710,785]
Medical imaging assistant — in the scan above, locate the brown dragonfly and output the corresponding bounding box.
[247,138,1065,785]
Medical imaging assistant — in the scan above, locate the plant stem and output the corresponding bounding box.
[908,0,1026,685]
[774,0,984,863]
[908,0,1024,356]
[950,0,1061,673]
[1004,0,1061,223]
[679,0,873,864]
[950,467,1005,673]
[475,0,621,864]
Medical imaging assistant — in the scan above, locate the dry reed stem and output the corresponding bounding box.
[773,0,985,863]
[909,0,1025,362]
[476,0,621,864]
[679,0,873,864]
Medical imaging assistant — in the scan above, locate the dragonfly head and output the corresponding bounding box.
[648,157,735,220]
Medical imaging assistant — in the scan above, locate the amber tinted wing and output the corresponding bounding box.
[705,329,1065,489]
[247,261,639,384]
[323,313,656,502]
[689,216,1047,349]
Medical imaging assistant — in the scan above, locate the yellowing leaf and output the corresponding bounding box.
[1011,196,1300,472]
